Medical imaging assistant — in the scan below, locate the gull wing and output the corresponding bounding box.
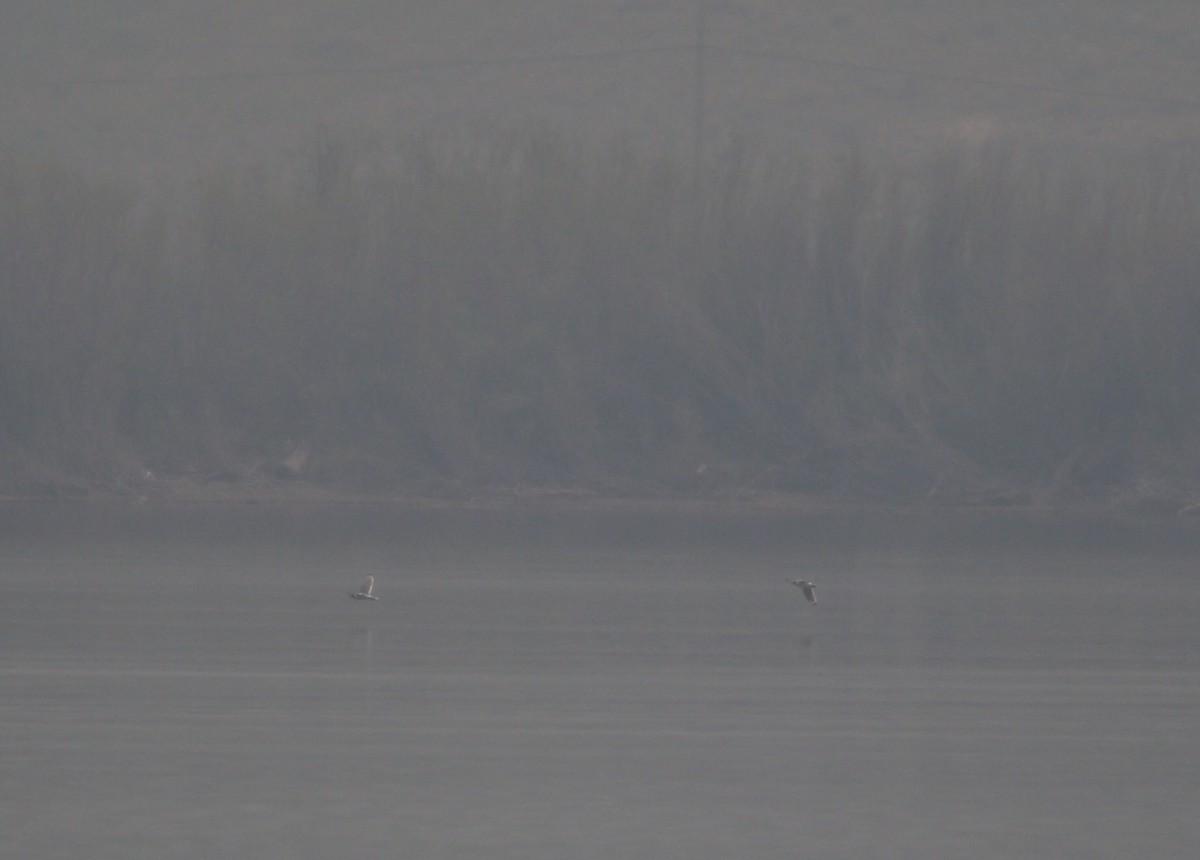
[788,579,817,604]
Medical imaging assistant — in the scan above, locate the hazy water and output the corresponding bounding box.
[2,503,1198,859]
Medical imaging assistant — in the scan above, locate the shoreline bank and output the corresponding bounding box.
[2,474,1194,521]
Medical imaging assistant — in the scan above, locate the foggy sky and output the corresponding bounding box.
[3,2,1199,179]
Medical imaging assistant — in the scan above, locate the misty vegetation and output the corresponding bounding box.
[2,131,1199,505]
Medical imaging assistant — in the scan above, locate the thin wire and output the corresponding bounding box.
[14,46,694,88]
[717,45,1200,110]
[11,40,1200,111]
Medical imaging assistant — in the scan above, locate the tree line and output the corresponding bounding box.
[2,131,1198,504]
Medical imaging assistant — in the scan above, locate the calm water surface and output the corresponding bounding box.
[2,503,1198,859]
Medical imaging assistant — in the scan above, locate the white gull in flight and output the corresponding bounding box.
[350,575,378,601]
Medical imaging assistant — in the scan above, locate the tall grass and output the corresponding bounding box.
[2,133,1199,501]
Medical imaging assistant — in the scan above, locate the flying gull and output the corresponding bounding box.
[349,575,378,601]
[789,579,817,604]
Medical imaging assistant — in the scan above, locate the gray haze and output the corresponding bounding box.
[5,9,1200,858]
[3,2,1200,178]
[5,3,1200,503]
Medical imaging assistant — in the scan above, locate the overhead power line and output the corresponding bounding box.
[16,45,695,88]
[13,41,1200,110]
[720,46,1200,110]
